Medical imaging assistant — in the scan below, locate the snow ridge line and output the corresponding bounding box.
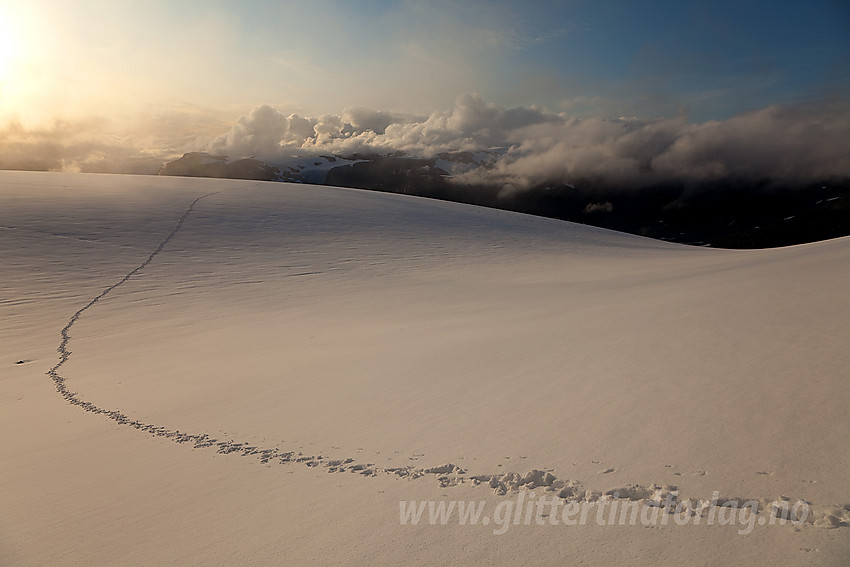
[45,185,849,530]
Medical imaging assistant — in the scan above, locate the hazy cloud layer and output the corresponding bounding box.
[4,94,848,192]
[0,106,222,175]
[0,119,165,174]
[209,94,850,190]
[207,94,557,159]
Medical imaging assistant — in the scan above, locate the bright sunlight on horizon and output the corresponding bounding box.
[0,0,848,179]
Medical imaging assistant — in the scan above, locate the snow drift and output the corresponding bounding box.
[1,171,848,565]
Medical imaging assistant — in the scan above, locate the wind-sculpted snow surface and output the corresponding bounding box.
[3,171,849,565]
[43,177,850,532]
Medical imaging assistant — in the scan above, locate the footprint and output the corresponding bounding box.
[41,188,850,534]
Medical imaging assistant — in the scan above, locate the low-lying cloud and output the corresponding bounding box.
[3,94,848,193]
[0,118,173,175]
[208,94,850,191]
[207,94,560,159]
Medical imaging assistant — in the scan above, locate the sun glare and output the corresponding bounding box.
[0,12,21,82]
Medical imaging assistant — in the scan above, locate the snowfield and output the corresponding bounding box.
[1,171,848,565]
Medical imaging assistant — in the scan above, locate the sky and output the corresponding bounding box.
[0,0,848,180]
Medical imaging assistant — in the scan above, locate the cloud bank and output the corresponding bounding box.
[208,94,559,159]
[3,94,848,193]
[0,119,163,174]
[208,94,850,191]
[0,113,203,175]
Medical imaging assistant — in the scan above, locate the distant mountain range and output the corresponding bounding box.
[159,151,850,249]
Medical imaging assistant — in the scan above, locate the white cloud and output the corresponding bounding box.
[204,95,850,190]
[7,94,847,192]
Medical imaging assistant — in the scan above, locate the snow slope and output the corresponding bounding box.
[1,171,848,565]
